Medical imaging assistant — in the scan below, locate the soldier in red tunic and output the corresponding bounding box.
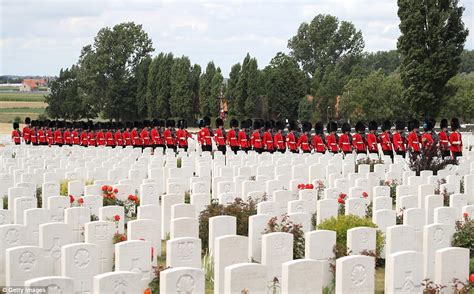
[421,120,434,150]
[392,121,407,157]
[164,119,177,152]
[379,120,393,157]
[311,122,326,154]
[114,122,124,148]
[238,119,252,153]
[449,118,463,159]
[123,123,133,147]
[63,122,73,146]
[80,123,89,147]
[150,120,161,151]
[30,120,38,146]
[366,121,378,154]
[297,122,312,153]
[326,122,338,154]
[54,121,64,146]
[407,119,421,155]
[46,121,54,146]
[96,123,106,147]
[140,121,152,150]
[23,117,31,144]
[338,122,352,155]
[87,123,96,147]
[226,119,240,154]
[198,116,212,153]
[105,123,116,148]
[286,121,299,153]
[177,119,192,152]
[214,118,227,154]
[251,119,264,154]
[274,121,286,153]
[438,119,450,158]
[352,121,366,154]
[262,121,275,153]
[12,122,21,145]
[131,122,142,148]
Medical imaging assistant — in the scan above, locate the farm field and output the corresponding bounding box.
[0,91,47,123]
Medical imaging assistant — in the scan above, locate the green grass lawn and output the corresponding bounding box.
[0,108,45,113]
[0,92,47,101]
[0,86,20,91]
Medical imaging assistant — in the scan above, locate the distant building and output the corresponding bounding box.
[20,79,46,92]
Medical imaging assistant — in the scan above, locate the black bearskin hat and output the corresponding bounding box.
[423,120,433,132]
[166,119,175,128]
[355,121,365,133]
[253,119,261,130]
[368,121,378,131]
[412,119,420,129]
[342,122,351,133]
[25,117,31,125]
[289,120,297,131]
[275,121,284,131]
[215,118,224,128]
[315,122,324,135]
[178,119,187,129]
[382,120,392,132]
[13,122,19,129]
[203,116,211,127]
[451,118,460,130]
[395,120,405,131]
[329,121,338,133]
[264,120,273,131]
[302,121,312,133]
[440,119,448,129]
[230,118,239,128]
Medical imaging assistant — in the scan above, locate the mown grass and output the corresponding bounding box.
[0,108,45,113]
[0,86,20,91]
[0,92,47,102]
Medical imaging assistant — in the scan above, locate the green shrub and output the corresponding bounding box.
[198,198,258,253]
[452,216,474,257]
[13,116,21,123]
[317,215,385,262]
[60,180,69,196]
[3,196,7,210]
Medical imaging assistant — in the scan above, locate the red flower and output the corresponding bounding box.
[128,195,135,201]
[305,184,314,189]
[470,273,474,284]
[78,197,84,204]
[107,186,113,192]
[338,198,345,204]
[69,195,74,203]
[120,235,127,241]
[297,184,304,190]
[114,215,120,221]
[101,185,107,191]
[463,212,469,219]
[339,193,347,199]
[144,288,151,294]
[362,192,368,198]
[113,188,118,193]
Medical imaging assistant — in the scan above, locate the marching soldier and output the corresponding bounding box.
[407,119,421,155]
[198,116,212,152]
[30,120,38,146]
[12,122,21,145]
[46,121,54,146]
[106,123,116,148]
[214,118,227,154]
[54,121,64,146]
[140,121,152,149]
[64,122,73,146]
[263,121,275,153]
[114,122,124,148]
[80,123,89,147]
[177,119,192,152]
[87,122,96,147]
[352,121,366,154]
[96,123,106,147]
[421,120,434,150]
[226,118,240,154]
[379,120,393,157]
[274,121,286,153]
[311,122,326,154]
[123,122,133,147]
[449,118,463,159]
[297,122,312,153]
[23,117,31,144]
[438,119,450,158]
[286,120,298,153]
[326,122,338,153]
[251,119,264,154]
[392,121,407,157]
[339,122,352,155]
[238,119,251,152]
[164,119,177,152]
[367,121,378,154]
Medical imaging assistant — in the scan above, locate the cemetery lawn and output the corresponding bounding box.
[0,91,47,101]
[0,92,47,123]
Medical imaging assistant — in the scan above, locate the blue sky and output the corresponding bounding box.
[1,0,473,77]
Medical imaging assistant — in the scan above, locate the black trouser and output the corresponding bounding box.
[167,144,177,152]
[441,150,451,159]
[202,145,212,152]
[290,149,298,154]
[217,145,226,154]
[303,150,311,154]
[396,151,406,157]
[254,148,263,154]
[452,152,462,160]
[278,149,286,153]
[231,146,240,154]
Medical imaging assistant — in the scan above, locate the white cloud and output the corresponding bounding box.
[0,0,472,76]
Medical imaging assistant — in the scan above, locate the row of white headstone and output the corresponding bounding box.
[0,133,473,293]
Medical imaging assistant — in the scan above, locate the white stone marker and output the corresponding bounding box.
[403,208,426,252]
[385,225,416,256]
[281,259,325,294]
[62,243,100,294]
[115,240,152,289]
[214,235,249,294]
[24,276,74,292]
[128,219,161,262]
[0,224,28,284]
[423,223,451,280]
[209,215,236,255]
[137,204,161,222]
[345,198,366,217]
[84,221,116,273]
[248,214,271,262]
[160,267,205,294]
[434,247,469,293]
[317,199,338,224]
[24,208,51,245]
[385,250,423,293]
[6,245,44,286]
[261,232,293,284]
[99,205,125,234]
[93,271,142,294]
[47,196,69,222]
[14,196,36,224]
[347,227,376,255]
[171,217,199,239]
[171,203,196,219]
[161,194,184,239]
[224,263,267,294]
[166,237,202,268]
[335,255,375,294]
[65,207,90,243]
[39,222,73,276]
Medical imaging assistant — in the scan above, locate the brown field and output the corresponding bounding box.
[0,101,47,108]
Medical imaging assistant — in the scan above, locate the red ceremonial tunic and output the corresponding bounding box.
[352,133,366,153]
[30,129,37,144]
[12,130,21,144]
[164,128,176,146]
[263,131,274,151]
[106,131,115,146]
[326,133,338,153]
[80,132,88,146]
[438,131,449,151]
[286,132,298,151]
[338,133,352,153]
[407,131,421,152]
[177,129,191,148]
[392,132,406,152]
[46,129,54,145]
[251,131,263,149]
[366,133,378,153]
[140,128,151,146]
[151,128,161,146]
[123,131,132,146]
[114,130,123,146]
[22,126,30,142]
[214,128,226,147]
[63,129,72,145]
[421,133,434,149]
[297,133,311,152]
[131,129,141,146]
[54,129,63,145]
[311,134,326,153]
[238,130,250,149]
[96,131,106,146]
[72,130,79,145]
[379,131,392,151]
[88,132,96,146]
[226,129,239,147]
[198,128,212,146]
[449,132,462,153]
[38,129,46,144]
[274,132,285,151]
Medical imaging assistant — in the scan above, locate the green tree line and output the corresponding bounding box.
[46,1,473,123]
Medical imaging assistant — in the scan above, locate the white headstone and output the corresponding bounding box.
[160,267,205,294]
[261,232,293,283]
[84,221,116,273]
[214,235,249,294]
[61,243,100,294]
[166,237,202,268]
[335,255,375,294]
